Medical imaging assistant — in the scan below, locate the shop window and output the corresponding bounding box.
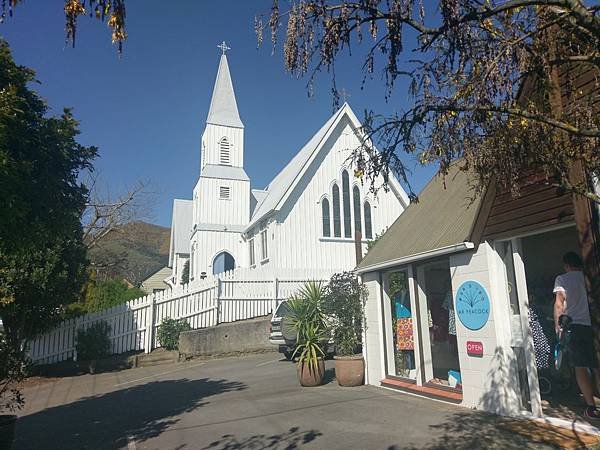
[386,270,417,380]
[364,201,373,239]
[321,198,331,237]
[342,170,352,237]
[332,184,341,237]
[353,186,362,235]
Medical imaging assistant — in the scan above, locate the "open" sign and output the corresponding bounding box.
[466,341,483,357]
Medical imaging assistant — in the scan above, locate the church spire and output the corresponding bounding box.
[206,46,244,129]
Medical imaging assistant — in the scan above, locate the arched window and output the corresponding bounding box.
[364,201,373,239]
[353,186,362,236]
[213,251,235,275]
[342,170,351,237]
[332,184,341,237]
[321,198,331,237]
[219,137,231,165]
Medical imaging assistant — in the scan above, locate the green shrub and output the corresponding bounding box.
[180,260,190,285]
[75,321,111,361]
[322,272,367,356]
[157,318,191,351]
[0,331,28,412]
[84,278,145,312]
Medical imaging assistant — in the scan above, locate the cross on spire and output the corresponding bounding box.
[217,41,231,55]
[339,88,351,103]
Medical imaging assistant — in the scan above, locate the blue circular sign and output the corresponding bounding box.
[455,281,490,331]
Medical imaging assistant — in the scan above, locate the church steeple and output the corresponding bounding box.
[206,51,244,129]
[200,45,246,170]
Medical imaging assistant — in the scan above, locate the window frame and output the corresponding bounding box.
[353,185,362,236]
[342,170,352,238]
[249,238,255,267]
[260,229,268,261]
[364,200,373,239]
[321,197,331,237]
[332,183,342,237]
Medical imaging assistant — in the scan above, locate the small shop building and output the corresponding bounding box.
[357,161,600,423]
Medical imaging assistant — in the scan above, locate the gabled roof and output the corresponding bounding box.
[168,199,193,266]
[244,103,410,232]
[250,189,268,217]
[200,164,249,182]
[141,266,171,294]
[206,54,244,129]
[357,162,485,273]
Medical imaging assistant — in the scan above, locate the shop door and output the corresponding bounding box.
[415,258,462,389]
[495,226,580,418]
[496,239,542,416]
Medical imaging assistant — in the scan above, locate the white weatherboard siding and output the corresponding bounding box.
[201,124,244,168]
[196,177,250,226]
[191,229,246,278]
[250,116,404,271]
[173,254,189,285]
[169,51,408,286]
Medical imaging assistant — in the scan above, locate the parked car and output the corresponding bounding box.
[269,300,334,360]
[269,301,295,360]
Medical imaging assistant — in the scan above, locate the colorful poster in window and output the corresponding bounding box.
[455,280,490,331]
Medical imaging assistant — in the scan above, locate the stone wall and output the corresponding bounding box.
[178,316,273,358]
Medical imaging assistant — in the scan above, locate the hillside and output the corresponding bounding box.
[88,221,171,286]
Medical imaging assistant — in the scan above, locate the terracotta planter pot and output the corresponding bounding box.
[0,414,17,449]
[334,355,365,386]
[297,358,325,387]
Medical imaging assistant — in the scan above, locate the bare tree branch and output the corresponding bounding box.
[81,172,156,249]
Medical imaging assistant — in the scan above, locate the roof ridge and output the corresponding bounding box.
[245,104,348,230]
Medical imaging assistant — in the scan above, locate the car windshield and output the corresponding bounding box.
[274,301,290,318]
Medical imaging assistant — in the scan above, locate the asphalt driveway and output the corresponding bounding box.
[11,352,597,449]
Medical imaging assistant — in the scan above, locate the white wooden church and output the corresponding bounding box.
[168,48,409,285]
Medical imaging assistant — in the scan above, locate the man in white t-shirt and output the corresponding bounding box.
[554,252,600,420]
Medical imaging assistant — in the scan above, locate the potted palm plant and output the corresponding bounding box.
[323,272,367,387]
[285,281,327,387]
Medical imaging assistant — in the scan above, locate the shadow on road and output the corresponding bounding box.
[13,377,247,450]
[394,410,592,449]
[203,426,322,450]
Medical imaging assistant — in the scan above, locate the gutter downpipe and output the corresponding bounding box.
[355,242,475,274]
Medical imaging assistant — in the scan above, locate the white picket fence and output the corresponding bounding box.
[27,267,333,365]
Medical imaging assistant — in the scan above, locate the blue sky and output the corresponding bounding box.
[1,1,436,227]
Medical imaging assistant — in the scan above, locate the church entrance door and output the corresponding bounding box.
[213,251,235,275]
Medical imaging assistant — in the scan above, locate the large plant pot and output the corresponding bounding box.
[297,358,325,387]
[0,415,17,449]
[334,355,365,387]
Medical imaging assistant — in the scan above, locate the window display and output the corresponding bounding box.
[388,270,416,379]
[419,259,461,388]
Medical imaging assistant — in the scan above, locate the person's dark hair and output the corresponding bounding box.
[563,252,583,269]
